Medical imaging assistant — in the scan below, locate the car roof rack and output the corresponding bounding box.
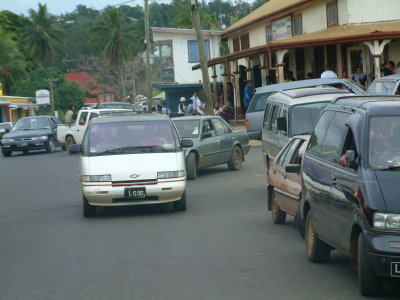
[331,95,400,104]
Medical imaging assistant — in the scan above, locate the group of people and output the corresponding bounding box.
[177,91,205,116]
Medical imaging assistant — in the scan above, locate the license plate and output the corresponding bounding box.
[391,262,400,277]
[124,187,146,199]
[17,141,28,147]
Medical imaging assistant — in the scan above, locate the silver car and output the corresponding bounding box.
[172,116,251,180]
[245,78,366,139]
[367,74,400,95]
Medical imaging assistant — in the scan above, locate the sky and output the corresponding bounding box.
[0,0,146,16]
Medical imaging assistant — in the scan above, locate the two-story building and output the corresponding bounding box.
[193,0,400,114]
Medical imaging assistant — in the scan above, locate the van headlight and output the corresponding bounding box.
[373,213,400,230]
[32,136,48,140]
[157,170,185,179]
[2,138,14,143]
[81,175,112,182]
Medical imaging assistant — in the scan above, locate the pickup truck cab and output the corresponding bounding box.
[57,108,131,150]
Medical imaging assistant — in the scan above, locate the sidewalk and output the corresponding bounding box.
[229,120,262,147]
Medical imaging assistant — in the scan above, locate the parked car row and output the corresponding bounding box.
[264,94,400,297]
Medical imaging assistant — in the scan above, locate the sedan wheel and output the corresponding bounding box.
[46,138,55,153]
[271,190,286,224]
[186,152,197,180]
[173,191,187,211]
[228,146,243,171]
[2,150,11,157]
[83,196,96,217]
[305,212,331,263]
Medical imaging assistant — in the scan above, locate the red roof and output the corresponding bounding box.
[65,72,113,95]
[85,97,98,104]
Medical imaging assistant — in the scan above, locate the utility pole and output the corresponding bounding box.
[191,0,213,115]
[144,0,152,111]
[45,78,59,116]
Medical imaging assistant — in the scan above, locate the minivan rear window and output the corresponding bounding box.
[247,92,272,113]
[367,81,397,95]
[291,102,329,136]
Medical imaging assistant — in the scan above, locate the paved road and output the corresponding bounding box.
[0,147,398,299]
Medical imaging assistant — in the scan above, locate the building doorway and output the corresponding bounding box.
[346,46,367,77]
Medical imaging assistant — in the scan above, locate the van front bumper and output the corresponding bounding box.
[82,178,186,206]
[365,231,400,278]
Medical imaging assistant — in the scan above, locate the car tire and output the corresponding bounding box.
[61,144,66,151]
[305,212,331,263]
[295,204,305,238]
[66,136,75,152]
[46,138,55,153]
[358,233,382,296]
[83,196,96,217]
[227,146,243,171]
[173,191,187,211]
[2,150,11,157]
[186,152,197,180]
[271,190,286,224]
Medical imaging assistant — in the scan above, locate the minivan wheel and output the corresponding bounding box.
[173,191,187,211]
[271,190,286,224]
[295,204,305,238]
[358,234,382,296]
[66,136,75,152]
[228,146,243,171]
[46,138,55,153]
[83,196,96,217]
[186,152,197,180]
[2,150,11,157]
[305,212,331,263]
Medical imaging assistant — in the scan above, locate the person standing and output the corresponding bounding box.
[185,99,194,116]
[196,96,205,115]
[65,104,75,126]
[177,97,187,117]
[190,91,199,115]
[352,66,367,87]
[161,103,170,116]
[320,64,337,78]
[341,69,348,79]
[243,80,253,112]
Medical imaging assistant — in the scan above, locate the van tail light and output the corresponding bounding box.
[245,119,250,127]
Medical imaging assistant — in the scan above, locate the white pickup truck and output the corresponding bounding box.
[57,108,132,150]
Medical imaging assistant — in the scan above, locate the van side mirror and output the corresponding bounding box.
[69,144,81,154]
[345,150,355,163]
[277,117,287,132]
[285,164,301,174]
[181,139,193,148]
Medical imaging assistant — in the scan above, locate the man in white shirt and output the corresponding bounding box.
[197,97,205,115]
[320,64,338,79]
[190,91,199,115]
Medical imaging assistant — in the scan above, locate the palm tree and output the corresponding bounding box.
[90,7,138,100]
[0,30,26,95]
[24,3,64,65]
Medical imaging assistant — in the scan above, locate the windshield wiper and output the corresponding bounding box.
[380,165,400,171]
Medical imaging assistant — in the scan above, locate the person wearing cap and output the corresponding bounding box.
[177,97,187,117]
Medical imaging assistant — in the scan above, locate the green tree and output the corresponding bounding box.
[90,7,139,99]
[24,3,65,65]
[11,67,85,111]
[0,29,26,95]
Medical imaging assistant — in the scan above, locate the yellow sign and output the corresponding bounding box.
[0,83,3,96]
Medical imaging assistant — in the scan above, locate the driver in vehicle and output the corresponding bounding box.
[369,118,397,168]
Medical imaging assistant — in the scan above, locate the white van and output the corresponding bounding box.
[261,87,352,170]
[71,114,193,217]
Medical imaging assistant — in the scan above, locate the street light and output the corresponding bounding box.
[44,78,59,115]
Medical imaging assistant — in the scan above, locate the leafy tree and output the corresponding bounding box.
[24,3,65,65]
[0,29,26,94]
[11,67,85,111]
[253,0,269,10]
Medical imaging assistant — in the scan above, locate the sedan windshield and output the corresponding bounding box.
[13,118,50,131]
[368,116,400,170]
[367,81,397,95]
[172,119,200,138]
[88,121,178,155]
[291,102,329,136]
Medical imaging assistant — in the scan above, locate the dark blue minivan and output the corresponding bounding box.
[298,96,400,296]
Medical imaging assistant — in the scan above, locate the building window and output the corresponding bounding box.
[240,33,250,50]
[326,0,338,27]
[233,37,240,52]
[187,40,210,62]
[266,25,272,42]
[292,14,302,35]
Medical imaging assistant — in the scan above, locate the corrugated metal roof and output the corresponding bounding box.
[224,0,307,34]
[269,21,400,48]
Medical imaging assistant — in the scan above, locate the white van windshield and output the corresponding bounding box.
[291,102,329,136]
[88,120,178,156]
[368,116,400,170]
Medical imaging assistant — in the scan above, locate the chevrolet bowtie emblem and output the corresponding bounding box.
[130,174,140,178]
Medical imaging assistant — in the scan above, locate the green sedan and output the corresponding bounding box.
[172,116,251,180]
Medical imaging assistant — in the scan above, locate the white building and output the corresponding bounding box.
[151,27,222,84]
